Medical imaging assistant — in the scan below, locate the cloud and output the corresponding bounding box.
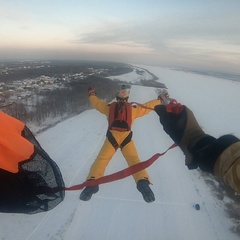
[70,18,155,53]
[70,11,240,58]
[166,39,240,55]
[1,1,240,75]
[0,6,31,23]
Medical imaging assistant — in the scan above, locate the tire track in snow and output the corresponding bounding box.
[25,111,108,240]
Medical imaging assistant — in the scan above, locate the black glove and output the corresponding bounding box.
[154,104,186,144]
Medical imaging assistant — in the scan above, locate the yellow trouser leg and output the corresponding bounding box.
[87,138,116,179]
[121,140,150,183]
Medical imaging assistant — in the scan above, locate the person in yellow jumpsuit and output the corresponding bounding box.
[80,86,167,202]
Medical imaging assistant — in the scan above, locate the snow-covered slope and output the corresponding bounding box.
[1,66,240,240]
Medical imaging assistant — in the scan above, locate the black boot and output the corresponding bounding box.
[137,179,155,203]
[79,185,99,201]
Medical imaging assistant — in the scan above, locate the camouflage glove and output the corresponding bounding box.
[155,102,240,193]
[154,103,216,172]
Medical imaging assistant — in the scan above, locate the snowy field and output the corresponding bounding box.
[1,65,240,240]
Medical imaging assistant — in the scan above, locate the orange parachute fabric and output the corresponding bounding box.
[0,112,34,173]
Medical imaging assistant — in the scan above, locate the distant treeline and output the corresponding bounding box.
[1,61,133,132]
[140,79,166,88]
[0,60,133,82]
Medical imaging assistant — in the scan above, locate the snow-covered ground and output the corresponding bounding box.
[1,65,240,240]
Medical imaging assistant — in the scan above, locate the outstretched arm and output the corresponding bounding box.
[88,87,109,115]
[154,100,240,193]
[132,89,170,118]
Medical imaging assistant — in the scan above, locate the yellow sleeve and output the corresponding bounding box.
[89,95,109,116]
[133,99,162,119]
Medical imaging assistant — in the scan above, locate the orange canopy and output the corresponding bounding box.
[0,112,34,173]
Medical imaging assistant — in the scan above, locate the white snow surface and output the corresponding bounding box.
[1,65,240,240]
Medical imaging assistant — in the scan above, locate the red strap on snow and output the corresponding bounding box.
[64,143,177,191]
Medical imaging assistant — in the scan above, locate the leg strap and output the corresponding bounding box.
[120,131,132,149]
[106,130,119,150]
[106,131,133,150]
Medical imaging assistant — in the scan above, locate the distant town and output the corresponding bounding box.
[0,60,132,106]
[0,61,133,130]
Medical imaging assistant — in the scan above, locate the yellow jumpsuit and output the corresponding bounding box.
[87,95,162,183]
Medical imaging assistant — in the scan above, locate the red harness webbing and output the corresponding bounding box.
[108,102,132,131]
[64,143,177,191]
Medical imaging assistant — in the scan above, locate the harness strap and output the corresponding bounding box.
[106,130,119,150]
[108,102,132,131]
[107,130,133,150]
[120,131,132,149]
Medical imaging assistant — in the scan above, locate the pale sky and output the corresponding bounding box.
[1,0,240,74]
